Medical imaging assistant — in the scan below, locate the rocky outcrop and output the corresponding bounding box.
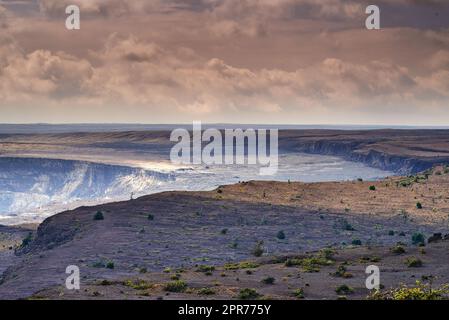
[284,139,449,175]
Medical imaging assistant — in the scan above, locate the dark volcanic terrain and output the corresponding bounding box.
[0,166,449,299]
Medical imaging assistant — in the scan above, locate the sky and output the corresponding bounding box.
[0,0,449,125]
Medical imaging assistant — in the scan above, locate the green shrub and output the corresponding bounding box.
[123,279,152,290]
[341,219,355,231]
[196,265,215,273]
[276,230,286,240]
[198,287,216,295]
[220,228,228,235]
[333,265,353,278]
[93,211,104,220]
[261,277,275,285]
[293,288,305,299]
[224,261,259,270]
[20,232,33,248]
[335,284,354,295]
[238,288,261,300]
[351,239,362,246]
[412,232,425,245]
[147,214,154,221]
[388,230,395,236]
[369,186,376,191]
[391,245,406,255]
[252,241,265,257]
[416,202,423,209]
[164,280,187,292]
[106,261,115,269]
[405,257,423,268]
[368,281,449,300]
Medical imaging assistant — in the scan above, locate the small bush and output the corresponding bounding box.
[164,280,187,292]
[106,261,115,269]
[94,211,104,221]
[123,279,152,290]
[147,214,154,221]
[368,281,449,300]
[391,245,406,255]
[341,219,355,231]
[416,202,423,209]
[293,288,305,299]
[412,232,425,246]
[196,265,215,273]
[20,233,33,248]
[238,288,261,300]
[388,230,395,236]
[351,239,362,246]
[224,261,259,270]
[333,265,353,278]
[170,274,181,280]
[276,230,286,240]
[252,241,265,257]
[220,228,228,235]
[335,284,354,295]
[369,186,376,191]
[198,287,216,296]
[261,277,275,285]
[405,257,423,268]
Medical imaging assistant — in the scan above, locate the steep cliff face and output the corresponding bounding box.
[286,140,448,175]
[0,157,174,215]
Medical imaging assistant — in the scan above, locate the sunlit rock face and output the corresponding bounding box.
[0,157,174,218]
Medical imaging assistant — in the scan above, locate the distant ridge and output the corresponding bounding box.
[1,123,449,134]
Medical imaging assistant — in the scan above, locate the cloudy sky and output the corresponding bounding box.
[1,0,449,124]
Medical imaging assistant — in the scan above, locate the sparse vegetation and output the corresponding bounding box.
[164,280,187,292]
[276,230,286,240]
[237,288,261,300]
[123,279,152,290]
[368,281,449,300]
[339,219,355,231]
[332,265,353,278]
[20,232,33,248]
[416,202,423,209]
[369,185,376,191]
[224,261,259,270]
[261,276,275,285]
[412,232,425,246]
[93,211,104,221]
[335,284,354,295]
[196,265,215,273]
[285,249,335,273]
[252,241,265,257]
[391,245,406,255]
[405,256,423,268]
[198,287,215,295]
[293,288,305,299]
